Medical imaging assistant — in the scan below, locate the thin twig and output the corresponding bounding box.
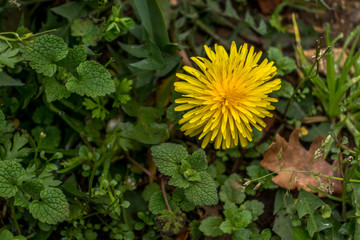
[126,154,157,181]
[161,176,172,213]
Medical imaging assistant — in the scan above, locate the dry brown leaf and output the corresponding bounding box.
[260,129,343,196]
[256,0,282,15]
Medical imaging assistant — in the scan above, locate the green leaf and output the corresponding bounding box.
[0,230,14,240]
[296,190,325,218]
[155,210,186,236]
[273,211,295,240]
[189,220,202,240]
[120,121,168,145]
[168,171,190,188]
[221,202,252,233]
[0,72,24,86]
[57,45,87,76]
[22,178,44,200]
[14,191,29,207]
[219,174,246,204]
[2,132,30,161]
[133,0,170,50]
[66,60,115,97]
[185,171,218,206]
[0,161,25,198]
[268,47,297,76]
[148,191,175,214]
[31,125,61,148]
[141,182,160,201]
[71,18,105,46]
[199,216,224,237]
[292,228,311,240]
[186,148,207,171]
[151,143,188,176]
[0,110,5,131]
[183,169,201,182]
[119,42,147,58]
[306,214,332,237]
[274,79,294,98]
[0,41,22,69]
[241,200,264,221]
[51,2,87,22]
[21,34,68,77]
[43,76,71,102]
[29,187,70,224]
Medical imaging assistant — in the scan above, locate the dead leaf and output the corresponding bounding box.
[260,129,342,196]
[256,0,282,15]
[303,48,353,75]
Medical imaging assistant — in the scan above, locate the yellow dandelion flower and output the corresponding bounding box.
[174,41,281,150]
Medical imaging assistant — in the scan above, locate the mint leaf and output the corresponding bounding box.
[219,174,246,204]
[22,178,44,200]
[14,191,29,208]
[199,216,224,237]
[0,41,22,69]
[43,76,71,102]
[151,143,188,176]
[66,60,115,97]
[57,45,86,76]
[0,161,25,198]
[183,169,201,182]
[168,171,190,188]
[186,148,207,171]
[185,171,218,206]
[21,34,68,77]
[267,47,297,76]
[29,187,70,224]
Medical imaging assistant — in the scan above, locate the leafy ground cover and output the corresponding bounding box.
[1,0,360,239]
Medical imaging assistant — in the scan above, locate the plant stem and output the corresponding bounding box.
[125,154,157,181]
[161,177,172,213]
[10,200,21,235]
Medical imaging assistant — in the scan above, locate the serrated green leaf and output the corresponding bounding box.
[0,161,25,198]
[268,47,297,76]
[185,148,207,172]
[71,18,105,46]
[14,191,29,208]
[199,216,224,237]
[57,45,86,76]
[29,188,70,224]
[185,171,218,206]
[21,35,68,76]
[22,178,44,200]
[2,132,30,161]
[219,174,246,204]
[241,200,264,221]
[151,143,188,176]
[168,171,190,188]
[180,159,191,174]
[66,60,115,97]
[221,202,253,233]
[183,169,201,182]
[296,190,325,218]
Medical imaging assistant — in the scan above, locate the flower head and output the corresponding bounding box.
[174,42,281,149]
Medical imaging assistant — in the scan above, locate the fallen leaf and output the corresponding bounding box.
[256,0,282,15]
[260,129,342,196]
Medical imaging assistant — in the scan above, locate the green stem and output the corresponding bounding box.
[161,177,172,213]
[10,200,21,235]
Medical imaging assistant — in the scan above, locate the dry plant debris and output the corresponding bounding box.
[260,129,343,195]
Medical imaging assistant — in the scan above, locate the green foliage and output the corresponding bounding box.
[268,47,297,76]
[0,41,22,70]
[0,161,25,198]
[199,216,224,237]
[151,143,218,206]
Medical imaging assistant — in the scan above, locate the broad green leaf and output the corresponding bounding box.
[292,228,311,240]
[296,190,325,218]
[199,216,224,237]
[57,45,86,76]
[119,121,168,145]
[71,18,105,46]
[306,214,332,237]
[0,161,25,198]
[221,202,252,233]
[29,188,70,224]
[66,60,115,97]
[185,171,218,206]
[148,191,175,214]
[0,72,24,86]
[133,0,170,50]
[275,79,294,98]
[267,47,297,76]
[186,148,207,171]
[43,76,71,102]
[241,200,264,221]
[189,220,202,240]
[141,182,160,201]
[151,143,188,176]
[22,178,44,200]
[273,211,295,240]
[51,2,87,22]
[31,125,61,148]
[168,171,190,188]
[21,34,68,77]
[119,42,147,58]
[273,189,293,215]
[219,174,246,204]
